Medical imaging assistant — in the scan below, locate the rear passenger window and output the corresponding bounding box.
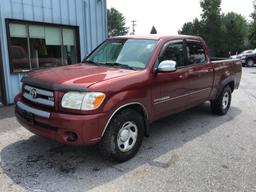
[159,42,185,68]
[186,41,206,65]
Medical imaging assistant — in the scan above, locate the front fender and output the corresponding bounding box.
[100,90,151,137]
[104,90,148,109]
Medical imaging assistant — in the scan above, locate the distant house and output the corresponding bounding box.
[0,0,107,105]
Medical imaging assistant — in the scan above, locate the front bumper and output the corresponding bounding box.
[15,100,108,145]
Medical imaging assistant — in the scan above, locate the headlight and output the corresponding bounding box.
[61,92,105,111]
[241,56,246,59]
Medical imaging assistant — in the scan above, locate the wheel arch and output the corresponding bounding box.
[101,102,149,137]
[227,81,235,92]
[246,57,253,62]
[216,76,235,98]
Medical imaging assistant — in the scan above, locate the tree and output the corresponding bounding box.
[150,26,157,34]
[193,18,203,35]
[179,22,194,35]
[178,18,203,35]
[107,8,129,37]
[221,12,248,55]
[200,0,222,56]
[179,0,249,57]
[249,0,256,48]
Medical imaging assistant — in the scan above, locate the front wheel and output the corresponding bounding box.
[99,109,144,162]
[211,86,232,115]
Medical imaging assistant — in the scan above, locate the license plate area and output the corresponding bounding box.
[20,109,35,125]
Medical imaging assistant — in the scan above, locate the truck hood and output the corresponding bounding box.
[23,63,137,91]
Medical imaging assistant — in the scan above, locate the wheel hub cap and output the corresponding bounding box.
[222,92,229,109]
[117,121,138,152]
[120,129,129,142]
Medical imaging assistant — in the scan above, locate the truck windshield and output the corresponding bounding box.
[85,39,158,69]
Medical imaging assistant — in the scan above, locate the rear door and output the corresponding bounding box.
[184,40,214,104]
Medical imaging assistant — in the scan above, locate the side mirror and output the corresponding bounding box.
[157,60,177,72]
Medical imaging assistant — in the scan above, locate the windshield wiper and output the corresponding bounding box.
[84,60,101,65]
[105,62,137,70]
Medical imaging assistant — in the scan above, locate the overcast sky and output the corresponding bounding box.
[107,0,255,35]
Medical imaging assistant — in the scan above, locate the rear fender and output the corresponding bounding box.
[215,75,235,99]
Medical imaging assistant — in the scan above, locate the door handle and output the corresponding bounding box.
[208,68,213,72]
[179,74,185,79]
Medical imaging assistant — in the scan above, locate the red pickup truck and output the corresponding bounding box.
[15,35,242,162]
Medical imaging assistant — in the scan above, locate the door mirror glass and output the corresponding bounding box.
[157,60,177,72]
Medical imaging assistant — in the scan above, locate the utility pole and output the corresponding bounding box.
[131,20,137,35]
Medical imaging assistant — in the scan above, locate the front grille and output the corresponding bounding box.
[23,85,55,107]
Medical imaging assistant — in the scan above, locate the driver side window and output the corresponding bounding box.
[159,41,185,68]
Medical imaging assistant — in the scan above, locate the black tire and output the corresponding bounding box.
[246,59,254,67]
[211,86,232,116]
[99,109,144,162]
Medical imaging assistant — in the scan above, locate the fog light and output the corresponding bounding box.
[66,132,78,142]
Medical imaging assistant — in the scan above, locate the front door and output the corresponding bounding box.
[151,40,191,119]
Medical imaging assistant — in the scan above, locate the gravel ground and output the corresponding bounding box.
[0,67,256,192]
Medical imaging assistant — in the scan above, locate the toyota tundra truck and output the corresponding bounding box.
[15,35,242,162]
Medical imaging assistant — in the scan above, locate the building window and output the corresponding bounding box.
[7,20,80,73]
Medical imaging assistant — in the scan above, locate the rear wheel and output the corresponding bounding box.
[246,59,254,67]
[211,86,232,115]
[99,109,144,162]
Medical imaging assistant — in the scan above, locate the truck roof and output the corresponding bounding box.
[110,34,202,41]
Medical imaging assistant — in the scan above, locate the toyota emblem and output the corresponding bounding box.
[30,89,37,99]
